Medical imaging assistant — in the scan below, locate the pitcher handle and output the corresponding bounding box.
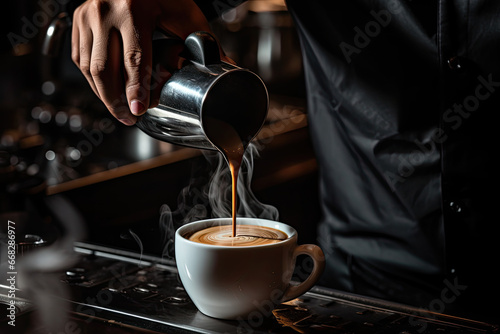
[184,31,221,67]
[281,244,326,302]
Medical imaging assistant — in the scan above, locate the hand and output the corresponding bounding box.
[71,0,212,125]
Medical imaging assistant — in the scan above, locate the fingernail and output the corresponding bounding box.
[130,100,145,116]
[119,118,134,126]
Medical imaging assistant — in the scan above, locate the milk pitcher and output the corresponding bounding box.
[136,31,269,151]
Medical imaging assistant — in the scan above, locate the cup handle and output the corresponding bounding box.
[281,244,326,302]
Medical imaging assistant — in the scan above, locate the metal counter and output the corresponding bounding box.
[1,242,497,334]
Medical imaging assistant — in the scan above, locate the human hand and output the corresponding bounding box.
[71,0,212,125]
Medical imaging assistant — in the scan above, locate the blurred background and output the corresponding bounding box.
[0,0,319,257]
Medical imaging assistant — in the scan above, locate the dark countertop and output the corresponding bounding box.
[1,242,498,334]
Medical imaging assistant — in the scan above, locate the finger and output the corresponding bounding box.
[71,13,80,65]
[91,29,137,125]
[121,21,153,117]
[72,12,100,99]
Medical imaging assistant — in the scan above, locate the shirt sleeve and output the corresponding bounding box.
[193,0,247,21]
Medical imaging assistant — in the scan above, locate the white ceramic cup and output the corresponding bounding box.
[175,217,325,320]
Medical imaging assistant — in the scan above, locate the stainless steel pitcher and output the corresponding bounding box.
[136,31,269,151]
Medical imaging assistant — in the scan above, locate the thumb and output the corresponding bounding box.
[121,25,153,116]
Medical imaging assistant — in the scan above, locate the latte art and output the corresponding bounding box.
[187,225,288,246]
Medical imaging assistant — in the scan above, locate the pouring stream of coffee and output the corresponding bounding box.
[203,117,244,237]
[203,116,285,241]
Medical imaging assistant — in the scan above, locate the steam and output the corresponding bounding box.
[128,229,144,262]
[236,143,279,220]
[160,142,278,260]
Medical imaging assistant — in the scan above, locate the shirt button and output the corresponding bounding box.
[448,201,463,214]
[447,56,464,72]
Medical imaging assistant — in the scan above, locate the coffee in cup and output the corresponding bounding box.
[187,224,287,246]
[175,217,325,320]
